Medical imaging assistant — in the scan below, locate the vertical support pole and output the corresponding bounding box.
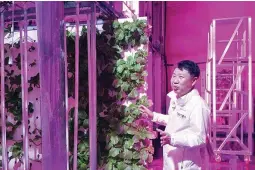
[152,1,163,114]
[73,2,80,170]
[88,2,97,170]
[21,5,29,169]
[247,17,253,155]
[161,2,166,113]
[148,51,153,102]
[212,20,217,150]
[36,2,67,170]
[64,22,69,170]
[241,94,244,143]
[207,32,212,145]
[146,2,153,107]
[206,33,210,104]
[1,10,8,170]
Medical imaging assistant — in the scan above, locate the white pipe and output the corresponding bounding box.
[89,2,97,170]
[64,22,69,170]
[11,1,14,47]
[21,4,29,169]
[212,20,216,149]
[73,2,79,170]
[248,17,253,155]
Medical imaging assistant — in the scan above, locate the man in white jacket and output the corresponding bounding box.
[140,60,211,170]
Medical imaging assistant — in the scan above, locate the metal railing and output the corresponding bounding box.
[206,17,253,163]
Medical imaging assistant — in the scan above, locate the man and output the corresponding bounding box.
[140,60,211,170]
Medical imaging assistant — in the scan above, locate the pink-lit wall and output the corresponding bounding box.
[165,1,255,97]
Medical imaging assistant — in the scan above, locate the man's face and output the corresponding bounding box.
[170,68,197,98]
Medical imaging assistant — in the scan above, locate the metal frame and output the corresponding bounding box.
[1,3,30,169]
[3,2,122,24]
[1,1,121,170]
[206,17,253,162]
[62,2,97,170]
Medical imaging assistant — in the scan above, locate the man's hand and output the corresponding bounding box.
[139,105,153,120]
[156,129,171,146]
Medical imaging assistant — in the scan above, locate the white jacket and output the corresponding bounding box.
[152,89,210,170]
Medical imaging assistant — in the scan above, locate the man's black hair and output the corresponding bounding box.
[177,60,200,78]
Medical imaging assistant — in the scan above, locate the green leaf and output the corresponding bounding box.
[118,31,124,41]
[113,45,122,53]
[140,149,149,161]
[137,165,147,170]
[132,151,140,159]
[124,24,130,29]
[131,39,136,46]
[79,163,87,169]
[106,161,113,170]
[117,162,128,170]
[78,142,88,152]
[126,56,134,66]
[130,73,138,80]
[124,166,132,170]
[116,59,125,66]
[140,35,148,44]
[117,65,125,73]
[109,147,121,157]
[83,119,89,126]
[117,92,123,100]
[127,116,134,123]
[110,135,119,145]
[116,79,123,88]
[123,70,130,78]
[128,88,138,98]
[124,138,134,149]
[137,129,156,140]
[122,115,134,123]
[121,82,130,92]
[134,64,141,72]
[125,36,130,43]
[123,148,132,160]
[132,164,141,170]
[131,109,140,117]
[130,24,136,32]
[113,21,119,28]
[126,127,136,135]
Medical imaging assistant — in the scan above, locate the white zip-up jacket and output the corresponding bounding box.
[152,89,210,170]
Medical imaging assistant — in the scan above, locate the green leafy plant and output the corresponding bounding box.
[104,19,155,170]
[66,18,155,170]
[0,44,41,168]
[1,17,154,170]
[113,19,148,50]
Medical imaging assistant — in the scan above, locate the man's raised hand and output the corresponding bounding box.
[139,105,153,120]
